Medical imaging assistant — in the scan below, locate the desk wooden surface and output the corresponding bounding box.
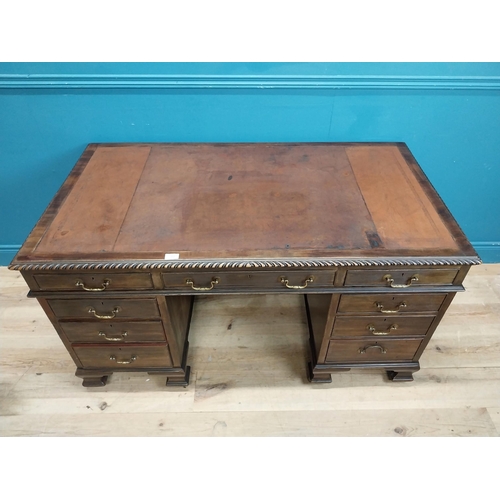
[12,143,477,265]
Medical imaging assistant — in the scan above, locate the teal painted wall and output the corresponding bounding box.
[1,63,499,264]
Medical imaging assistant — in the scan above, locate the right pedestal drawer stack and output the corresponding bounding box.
[306,265,469,382]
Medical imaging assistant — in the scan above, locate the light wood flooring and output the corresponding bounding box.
[1,265,499,437]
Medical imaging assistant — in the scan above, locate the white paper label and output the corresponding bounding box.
[164,253,180,260]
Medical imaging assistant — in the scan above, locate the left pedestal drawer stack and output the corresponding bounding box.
[22,271,193,387]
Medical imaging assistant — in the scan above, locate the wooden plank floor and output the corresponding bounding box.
[1,265,499,437]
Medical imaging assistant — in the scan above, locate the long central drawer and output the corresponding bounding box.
[161,270,336,292]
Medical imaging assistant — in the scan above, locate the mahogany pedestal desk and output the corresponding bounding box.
[10,143,480,387]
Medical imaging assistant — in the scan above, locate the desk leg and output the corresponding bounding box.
[166,366,191,387]
[165,340,191,387]
[387,365,420,382]
[75,368,112,387]
[159,296,194,387]
[307,362,332,383]
[304,294,338,384]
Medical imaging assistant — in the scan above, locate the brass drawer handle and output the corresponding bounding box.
[383,274,418,288]
[88,306,121,319]
[99,331,128,341]
[367,324,398,336]
[109,355,137,364]
[76,279,110,291]
[375,302,407,313]
[185,277,219,291]
[359,345,387,354]
[280,276,314,289]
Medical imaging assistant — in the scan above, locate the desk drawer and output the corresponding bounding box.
[47,298,160,319]
[33,273,154,291]
[60,320,166,343]
[337,293,447,314]
[331,316,434,338]
[326,339,422,363]
[344,267,459,287]
[162,270,336,292]
[74,345,173,369]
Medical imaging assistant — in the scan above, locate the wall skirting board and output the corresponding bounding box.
[1,246,22,265]
[1,63,499,265]
[469,243,500,264]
